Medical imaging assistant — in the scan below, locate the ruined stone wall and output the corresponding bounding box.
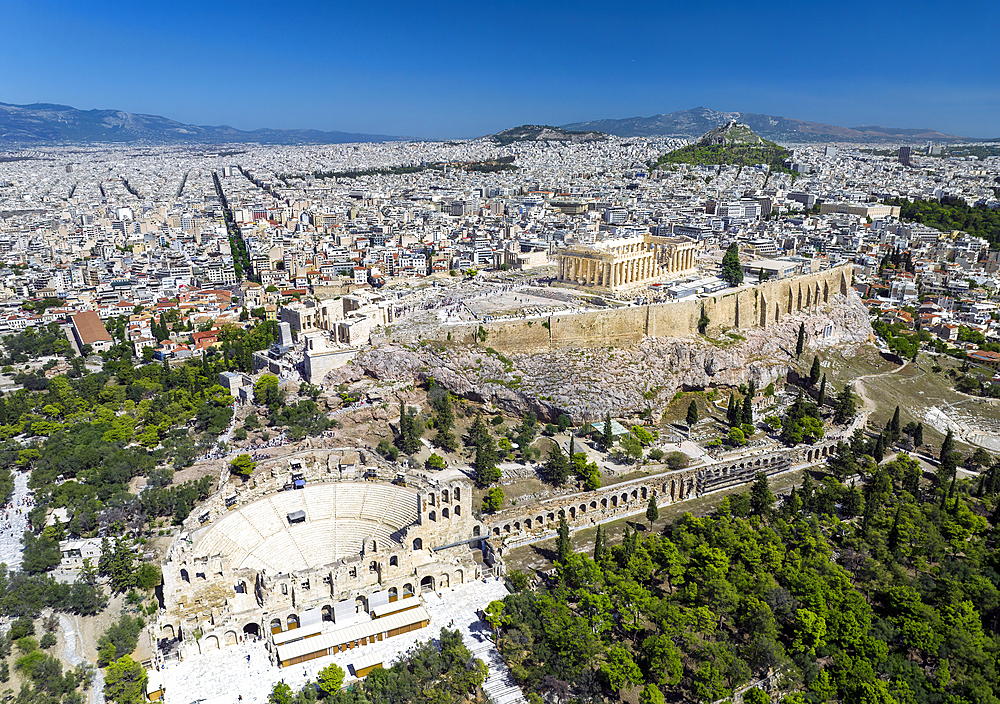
[455,264,853,353]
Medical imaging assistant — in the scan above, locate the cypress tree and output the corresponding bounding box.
[686,400,699,427]
[795,323,805,357]
[809,355,821,386]
[740,391,753,427]
[913,422,923,448]
[727,393,739,427]
[601,413,614,449]
[594,524,605,562]
[645,494,659,527]
[556,511,571,564]
[817,374,827,406]
[873,434,884,463]
[889,406,901,442]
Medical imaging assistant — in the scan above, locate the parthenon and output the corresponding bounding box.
[556,234,697,292]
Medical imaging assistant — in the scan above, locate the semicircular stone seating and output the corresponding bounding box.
[193,483,420,573]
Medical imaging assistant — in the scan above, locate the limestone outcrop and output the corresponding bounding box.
[329,292,872,422]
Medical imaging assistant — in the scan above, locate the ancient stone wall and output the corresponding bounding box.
[451,264,853,353]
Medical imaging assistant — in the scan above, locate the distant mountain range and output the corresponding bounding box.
[561,107,967,143]
[0,102,403,145]
[0,101,978,146]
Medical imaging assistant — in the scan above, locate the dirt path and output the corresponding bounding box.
[847,360,911,435]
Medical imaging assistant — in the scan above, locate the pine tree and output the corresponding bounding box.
[686,400,698,427]
[556,511,571,564]
[467,412,489,449]
[720,242,743,286]
[645,494,659,527]
[873,434,885,463]
[817,374,827,406]
[545,444,570,486]
[474,440,500,488]
[795,323,805,358]
[834,385,856,424]
[809,355,821,386]
[913,422,923,448]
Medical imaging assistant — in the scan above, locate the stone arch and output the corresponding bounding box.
[641,487,648,499]
[579,503,586,514]
[243,623,260,637]
[536,515,544,526]
[429,510,436,522]
[492,527,500,536]
[181,569,190,583]
[454,487,461,501]
[611,496,618,507]
[601,498,608,509]
[805,287,812,308]
[322,605,333,621]
[420,575,435,593]
[355,595,367,613]
[428,492,436,506]
[413,538,423,550]
[390,555,398,566]
[162,624,175,640]
[590,500,598,509]
[442,489,449,503]
[621,492,628,504]
[203,635,219,651]
[547,512,555,523]
[569,507,576,519]
[388,587,398,602]
[456,569,464,584]
[504,524,511,533]
[454,505,461,516]
[514,521,521,531]
[224,630,237,646]
[524,518,532,529]
[440,573,450,588]
[442,507,449,519]
[815,282,821,307]
[403,582,414,597]
[270,618,282,634]
[473,525,480,537]
[287,614,299,630]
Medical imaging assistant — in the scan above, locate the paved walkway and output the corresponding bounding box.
[160,579,524,704]
[0,471,33,571]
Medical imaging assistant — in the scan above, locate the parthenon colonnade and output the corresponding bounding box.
[556,234,696,292]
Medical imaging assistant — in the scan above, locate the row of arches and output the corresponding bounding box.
[805,445,834,463]
[426,504,461,522]
[425,487,461,506]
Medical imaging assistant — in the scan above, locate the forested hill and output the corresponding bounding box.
[655,127,793,174]
[886,196,1000,248]
[487,448,1000,704]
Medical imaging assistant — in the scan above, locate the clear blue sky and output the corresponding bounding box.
[3,0,998,139]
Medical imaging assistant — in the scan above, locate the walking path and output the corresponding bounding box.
[0,471,34,571]
[160,579,524,704]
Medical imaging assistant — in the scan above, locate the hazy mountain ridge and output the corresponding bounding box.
[487,124,606,145]
[561,107,965,143]
[0,102,403,145]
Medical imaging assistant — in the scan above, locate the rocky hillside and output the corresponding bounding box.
[332,292,872,422]
[487,124,606,145]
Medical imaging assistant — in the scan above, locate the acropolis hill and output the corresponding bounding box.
[342,265,871,422]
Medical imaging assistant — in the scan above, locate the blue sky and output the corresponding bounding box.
[3,0,998,138]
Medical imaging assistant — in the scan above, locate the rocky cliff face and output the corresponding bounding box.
[330,292,872,422]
